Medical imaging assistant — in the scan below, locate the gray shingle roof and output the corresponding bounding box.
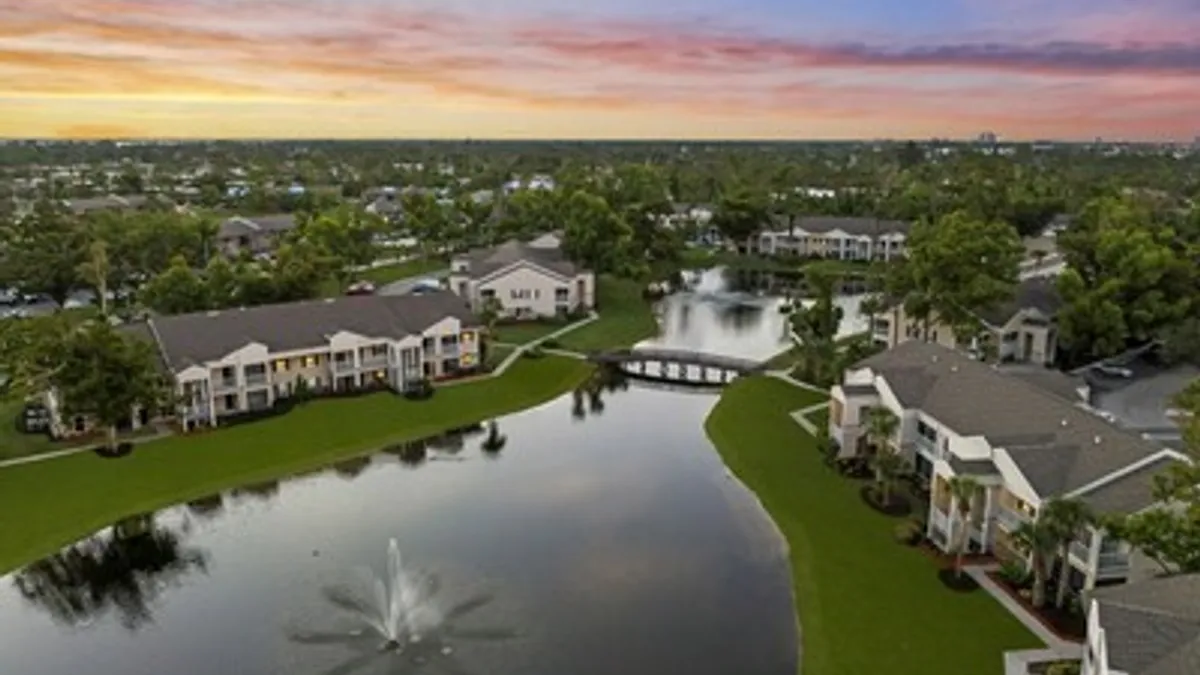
[998,366,1085,403]
[454,239,581,279]
[856,341,1168,500]
[1092,574,1200,675]
[1079,455,1183,514]
[979,277,1062,327]
[218,214,297,239]
[138,291,477,370]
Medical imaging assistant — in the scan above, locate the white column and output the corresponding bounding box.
[981,486,995,551]
[1084,527,1102,591]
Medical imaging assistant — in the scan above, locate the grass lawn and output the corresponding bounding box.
[358,257,448,285]
[492,321,569,346]
[557,276,658,352]
[763,344,802,370]
[484,343,515,369]
[705,377,1039,675]
[0,356,592,575]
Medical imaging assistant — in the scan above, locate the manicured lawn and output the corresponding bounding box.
[492,321,570,346]
[557,276,658,352]
[0,356,592,575]
[705,377,1039,675]
[358,257,448,285]
[484,343,515,369]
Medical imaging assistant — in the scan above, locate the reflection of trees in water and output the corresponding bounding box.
[381,425,485,468]
[13,513,208,630]
[425,424,485,455]
[332,455,374,479]
[383,440,429,468]
[716,302,764,332]
[479,422,506,458]
[186,493,225,520]
[571,366,629,421]
[231,479,281,502]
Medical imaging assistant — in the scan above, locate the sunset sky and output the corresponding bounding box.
[2,0,1199,140]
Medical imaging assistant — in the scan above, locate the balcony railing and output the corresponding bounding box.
[244,372,268,387]
[441,345,461,359]
[360,356,388,370]
[995,505,1031,532]
[212,376,238,392]
[333,359,357,373]
[914,435,938,460]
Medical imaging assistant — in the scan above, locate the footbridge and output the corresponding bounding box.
[589,348,767,386]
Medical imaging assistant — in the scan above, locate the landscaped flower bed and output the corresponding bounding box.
[986,570,1086,641]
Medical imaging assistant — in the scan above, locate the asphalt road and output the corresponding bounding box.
[378,269,451,296]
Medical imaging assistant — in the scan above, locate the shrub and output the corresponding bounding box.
[541,338,561,349]
[1045,661,1082,675]
[999,560,1032,587]
[894,519,923,545]
[403,378,435,400]
[523,346,546,359]
[93,441,135,459]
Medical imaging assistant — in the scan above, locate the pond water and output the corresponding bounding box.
[0,269,861,675]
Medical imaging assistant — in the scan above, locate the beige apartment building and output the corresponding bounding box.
[829,341,1190,593]
[745,216,910,262]
[873,277,1062,366]
[125,291,482,430]
[448,239,595,320]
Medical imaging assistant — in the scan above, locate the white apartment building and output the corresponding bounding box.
[216,214,298,257]
[875,277,1062,366]
[829,341,1190,592]
[1083,574,1200,675]
[448,239,595,320]
[746,216,910,262]
[127,291,482,430]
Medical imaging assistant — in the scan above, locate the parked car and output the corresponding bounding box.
[346,281,377,296]
[1093,364,1133,378]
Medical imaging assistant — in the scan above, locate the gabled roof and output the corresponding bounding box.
[855,341,1180,504]
[137,291,477,370]
[218,214,297,239]
[454,239,582,280]
[1092,574,1200,675]
[978,277,1062,327]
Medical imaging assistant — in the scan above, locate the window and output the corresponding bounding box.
[481,289,496,299]
[273,359,289,372]
[422,336,435,351]
[510,289,534,300]
[441,334,459,347]
[304,355,319,368]
[555,287,569,301]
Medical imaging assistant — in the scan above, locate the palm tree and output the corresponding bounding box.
[1013,518,1058,609]
[478,296,502,367]
[77,239,110,316]
[864,407,902,505]
[1041,498,1094,610]
[948,476,980,578]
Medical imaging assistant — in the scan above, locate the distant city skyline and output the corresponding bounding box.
[2,0,1199,140]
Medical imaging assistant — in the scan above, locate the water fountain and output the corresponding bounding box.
[291,539,516,674]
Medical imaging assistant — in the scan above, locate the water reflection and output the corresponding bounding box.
[571,367,630,421]
[13,513,208,630]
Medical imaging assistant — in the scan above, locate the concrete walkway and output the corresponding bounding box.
[790,402,829,436]
[766,369,828,395]
[964,564,1083,674]
[0,428,174,469]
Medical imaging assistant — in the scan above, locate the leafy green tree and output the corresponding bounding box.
[4,318,167,451]
[203,256,241,309]
[0,200,89,307]
[1056,195,1196,363]
[77,240,112,316]
[295,206,381,287]
[270,240,332,302]
[140,256,210,315]
[900,210,1023,336]
[561,190,638,275]
[496,188,561,241]
[712,189,769,246]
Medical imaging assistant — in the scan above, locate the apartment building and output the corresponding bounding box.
[216,214,298,257]
[448,239,594,320]
[874,277,1063,366]
[1083,574,1200,675]
[829,341,1190,592]
[128,291,481,430]
[746,216,910,262]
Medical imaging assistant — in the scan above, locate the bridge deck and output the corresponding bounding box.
[591,348,765,373]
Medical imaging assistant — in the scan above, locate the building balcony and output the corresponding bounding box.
[440,345,460,359]
[332,359,357,374]
[360,357,388,370]
[244,373,269,387]
[914,435,938,461]
[995,505,1031,532]
[212,377,239,393]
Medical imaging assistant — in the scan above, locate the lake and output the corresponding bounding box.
[0,268,860,675]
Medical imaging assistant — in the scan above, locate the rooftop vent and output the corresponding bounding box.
[1093,435,1102,445]
[950,365,959,373]
[1060,419,1069,427]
